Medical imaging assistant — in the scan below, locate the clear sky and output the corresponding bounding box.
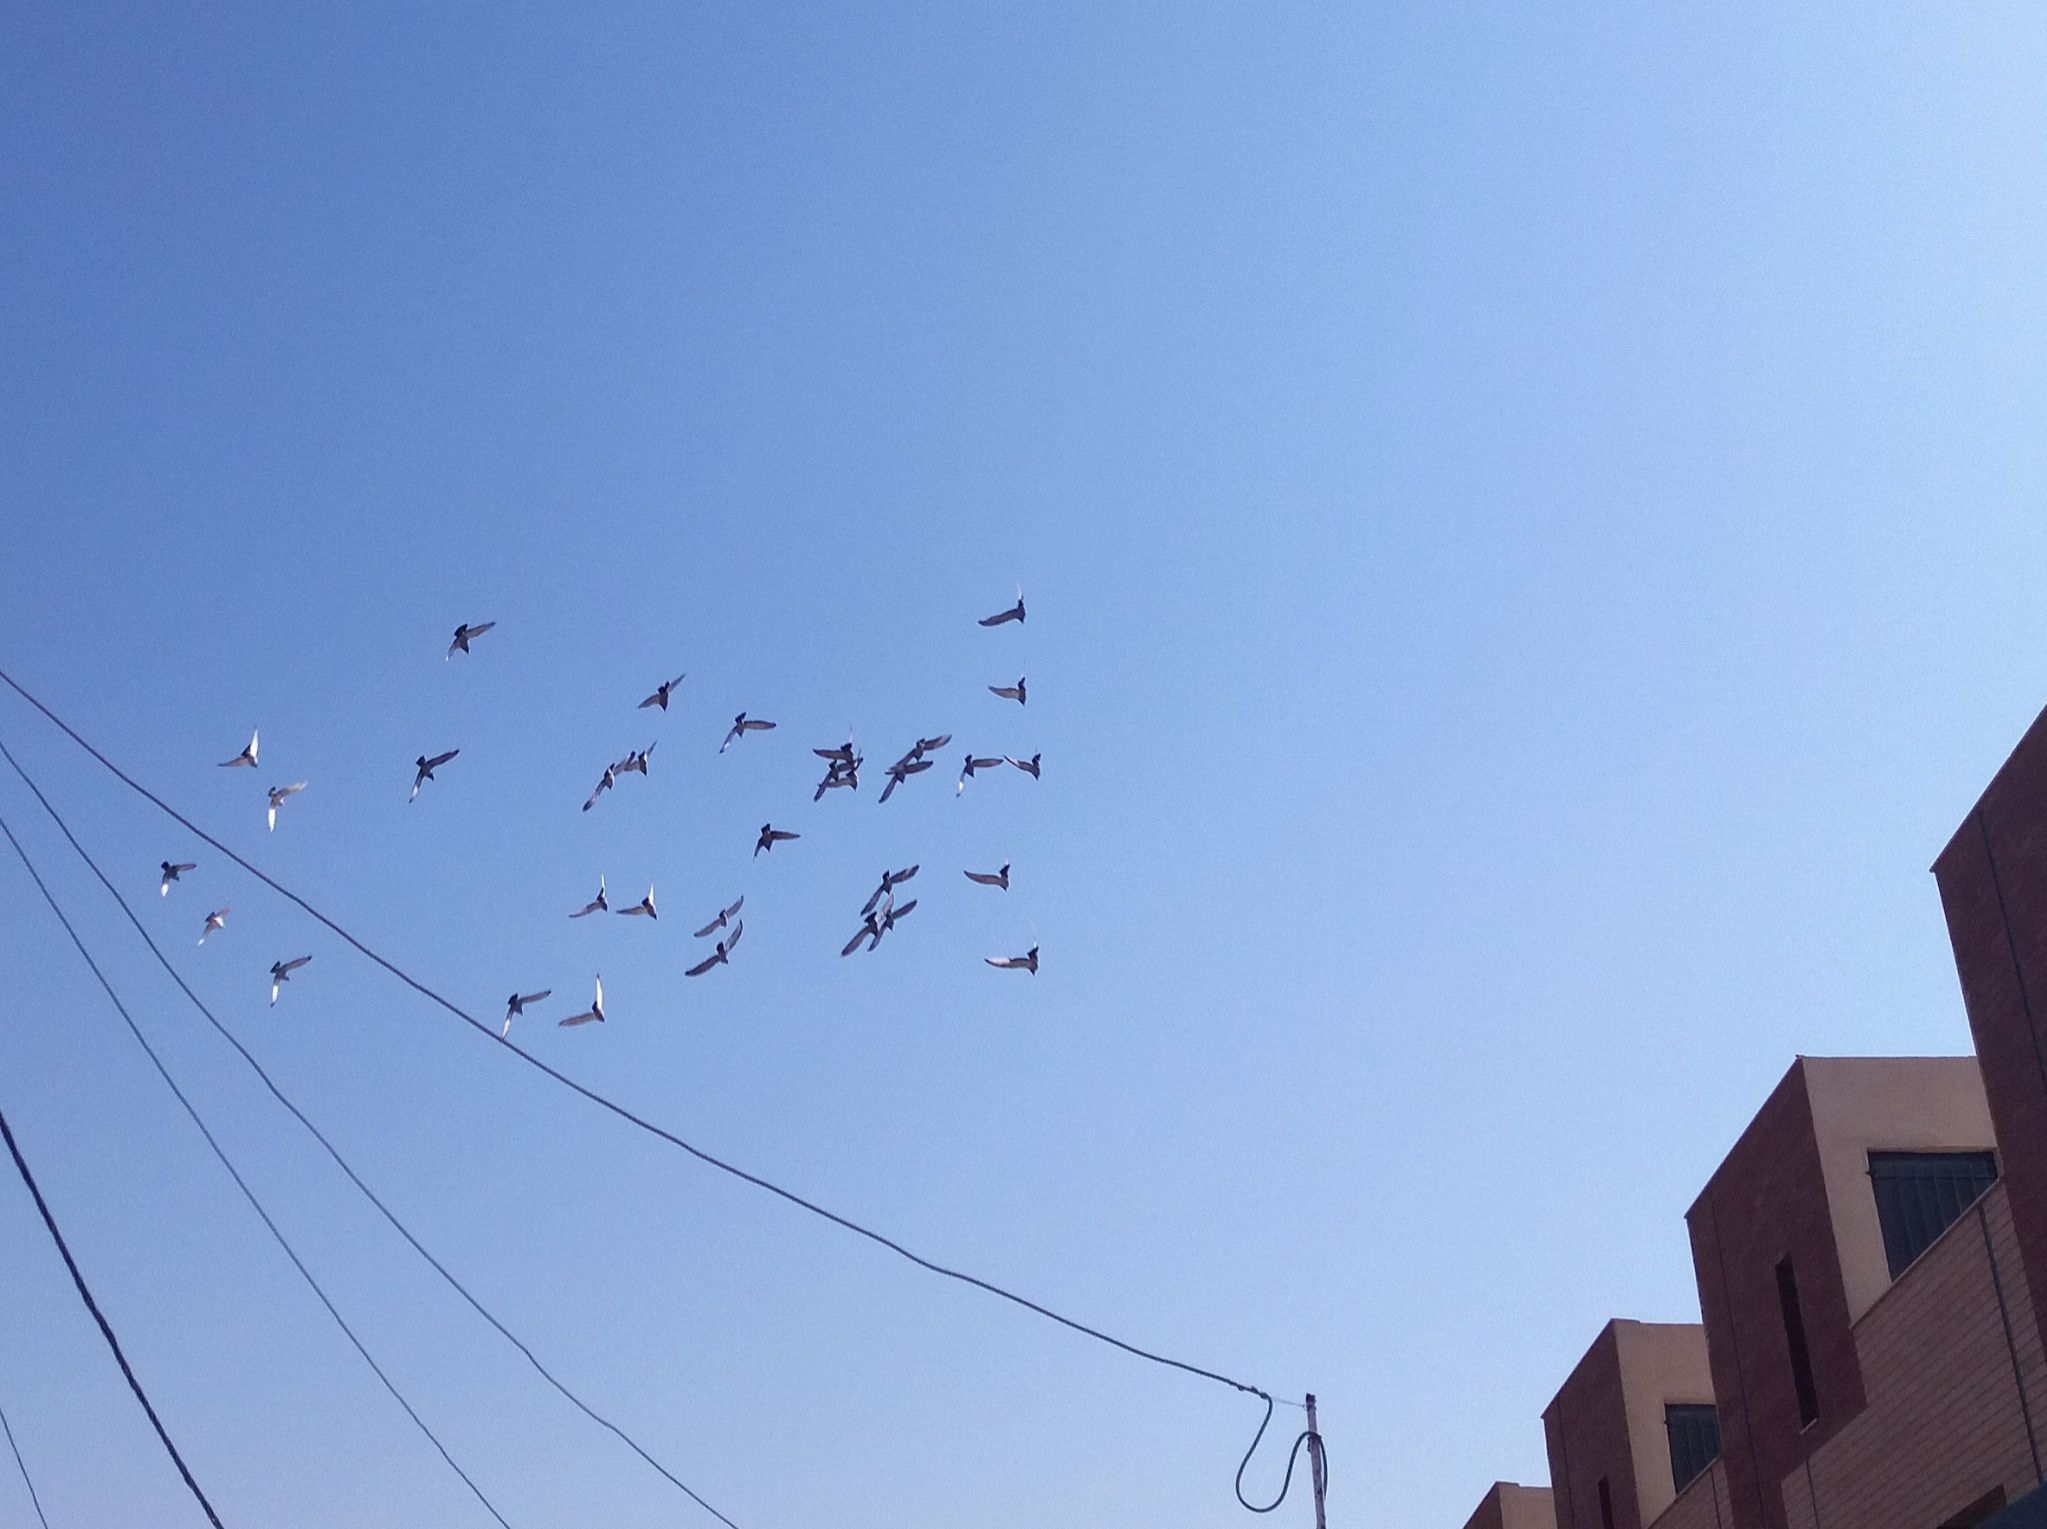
[4,4,2047,1526]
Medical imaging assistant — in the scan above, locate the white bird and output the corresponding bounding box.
[410,750,459,801]
[860,865,919,917]
[986,946,1039,974]
[720,713,777,752]
[198,905,230,944]
[269,956,312,1005]
[1005,753,1041,779]
[754,823,799,857]
[447,621,495,659]
[266,782,307,832]
[693,896,743,939]
[988,677,1026,705]
[617,885,657,919]
[218,729,259,768]
[638,674,686,711]
[558,974,606,1027]
[964,864,1010,890]
[569,876,609,918]
[957,754,1004,794]
[159,861,196,897]
[685,922,743,977]
[978,588,1026,627]
[502,989,551,1037]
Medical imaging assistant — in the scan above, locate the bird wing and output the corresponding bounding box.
[724,920,743,952]
[723,896,743,919]
[890,899,918,922]
[965,871,999,885]
[638,691,661,709]
[692,915,723,938]
[878,775,898,803]
[278,781,307,798]
[426,750,458,770]
[281,956,312,975]
[558,1010,600,1026]
[840,924,875,957]
[772,829,799,842]
[684,952,719,977]
[742,718,776,732]
[470,621,495,638]
[920,734,952,752]
[893,864,920,884]
[271,978,282,1004]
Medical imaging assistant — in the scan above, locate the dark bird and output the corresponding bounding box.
[877,757,933,803]
[964,864,1010,890]
[159,861,196,897]
[986,946,1039,974]
[569,876,609,918]
[410,749,459,801]
[582,765,617,812]
[199,905,230,945]
[638,674,686,711]
[754,823,799,857]
[218,729,259,768]
[692,896,743,939]
[558,974,606,1027]
[813,738,857,766]
[957,754,1004,794]
[447,621,495,659]
[907,733,952,759]
[860,864,919,917]
[988,677,1027,706]
[842,896,918,955]
[684,922,743,977]
[813,756,862,801]
[615,743,657,776]
[502,989,551,1037]
[978,588,1026,627]
[616,884,657,919]
[720,713,777,752]
[1004,753,1041,779]
[266,781,307,832]
[269,956,312,1005]
[840,912,882,957]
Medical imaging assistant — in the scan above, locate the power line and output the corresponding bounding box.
[0,1092,227,1527]
[0,1391,51,1529]
[0,737,742,1529]
[0,810,513,1529]
[0,670,1283,1409]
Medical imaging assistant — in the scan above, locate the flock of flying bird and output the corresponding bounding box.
[169,594,1044,1024]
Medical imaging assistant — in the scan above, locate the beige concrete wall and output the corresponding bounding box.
[1802,1056,1997,1323]
[1613,1321,1717,1523]
[1498,1482,1559,1529]
[1646,1458,1729,1529]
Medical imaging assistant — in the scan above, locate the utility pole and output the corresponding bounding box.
[1306,1393,1328,1529]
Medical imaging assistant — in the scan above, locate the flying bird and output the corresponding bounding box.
[199,905,230,945]
[266,781,307,832]
[617,885,658,919]
[1005,753,1041,779]
[840,911,883,957]
[693,896,743,939]
[964,864,1010,890]
[685,921,743,977]
[638,674,686,710]
[877,757,933,803]
[754,823,799,857]
[447,621,495,659]
[988,677,1026,705]
[582,765,616,812]
[978,588,1026,627]
[986,946,1039,974]
[159,861,196,897]
[569,876,609,918]
[502,989,552,1037]
[558,975,606,1027]
[841,896,918,955]
[860,864,919,917]
[720,714,777,752]
[218,729,259,768]
[957,754,1004,794]
[814,756,862,800]
[410,750,459,801]
[616,743,657,776]
[269,956,312,1005]
[813,739,857,766]
[906,733,952,759]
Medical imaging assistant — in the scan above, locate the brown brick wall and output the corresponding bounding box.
[1777,1182,2045,1529]
[1649,1458,1732,1529]
[1546,1325,1645,1529]
[1687,1061,1868,1529]
[1935,706,2047,1359]
[1463,1482,1559,1529]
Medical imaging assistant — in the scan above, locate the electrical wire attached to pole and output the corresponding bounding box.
[0,664,1319,1515]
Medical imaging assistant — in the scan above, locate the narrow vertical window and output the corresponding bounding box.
[1597,1475,1617,1529]
[1775,1256,1819,1426]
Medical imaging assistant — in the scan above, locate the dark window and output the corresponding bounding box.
[1665,1403,1721,1493]
[1776,1256,1820,1427]
[1869,1151,1999,1278]
[1596,1475,1617,1529]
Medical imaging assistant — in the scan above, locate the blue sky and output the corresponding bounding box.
[4,4,2047,1525]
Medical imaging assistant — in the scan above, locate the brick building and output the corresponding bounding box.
[1460,1482,1557,1529]
[1449,703,2047,1529]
